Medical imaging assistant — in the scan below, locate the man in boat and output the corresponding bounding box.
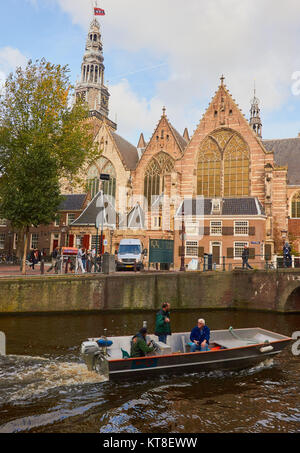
[130,328,155,358]
[155,303,171,344]
[189,319,210,352]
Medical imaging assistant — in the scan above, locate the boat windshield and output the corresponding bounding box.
[119,245,141,255]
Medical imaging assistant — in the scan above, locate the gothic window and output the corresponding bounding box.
[291,191,300,218]
[144,152,175,206]
[87,157,117,202]
[197,137,221,197]
[223,134,249,197]
[197,129,249,198]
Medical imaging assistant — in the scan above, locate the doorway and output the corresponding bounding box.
[211,241,221,266]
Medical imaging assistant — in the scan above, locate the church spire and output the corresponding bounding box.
[249,82,262,138]
[75,12,115,128]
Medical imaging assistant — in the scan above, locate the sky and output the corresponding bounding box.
[1,0,300,145]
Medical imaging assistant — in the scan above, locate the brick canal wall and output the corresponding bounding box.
[0,270,299,314]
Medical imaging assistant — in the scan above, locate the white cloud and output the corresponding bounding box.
[0,46,28,93]
[0,46,28,76]
[109,79,164,143]
[54,0,300,139]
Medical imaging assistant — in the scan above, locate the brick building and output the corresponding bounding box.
[1,17,300,269]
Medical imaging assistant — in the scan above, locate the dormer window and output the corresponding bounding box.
[211,198,221,215]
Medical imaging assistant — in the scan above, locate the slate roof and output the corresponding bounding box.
[169,124,188,152]
[263,138,300,185]
[59,194,87,212]
[111,131,139,170]
[176,198,265,217]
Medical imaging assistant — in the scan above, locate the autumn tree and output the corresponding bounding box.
[0,59,98,273]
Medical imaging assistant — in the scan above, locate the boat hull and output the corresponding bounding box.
[107,339,291,380]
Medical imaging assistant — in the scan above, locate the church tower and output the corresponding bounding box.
[75,17,117,129]
[249,85,262,138]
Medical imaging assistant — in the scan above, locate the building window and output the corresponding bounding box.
[91,235,99,250]
[197,129,249,198]
[54,214,60,226]
[224,134,249,197]
[67,213,76,225]
[185,240,198,257]
[185,223,198,236]
[291,191,300,218]
[0,219,7,227]
[210,221,222,236]
[75,236,83,248]
[31,234,39,250]
[87,156,117,202]
[144,152,175,207]
[197,137,221,198]
[152,216,162,229]
[234,221,249,236]
[234,241,248,258]
[0,233,5,249]
[13,233,18,250]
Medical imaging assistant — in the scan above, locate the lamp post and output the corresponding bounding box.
[96,174,110,271]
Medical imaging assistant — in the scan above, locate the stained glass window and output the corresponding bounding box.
[87,157,116,202]
[197,129,249,197]
[291,191,300,218]
[144,152,175,206]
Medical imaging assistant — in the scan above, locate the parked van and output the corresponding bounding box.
[116,239,147,271]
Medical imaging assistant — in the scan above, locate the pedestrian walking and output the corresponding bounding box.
[76,247,86,274]
[283,242,292,268]
[47,247,58,273]
[242,245,253,270]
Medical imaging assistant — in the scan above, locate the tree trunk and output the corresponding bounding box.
[22,227,29,275]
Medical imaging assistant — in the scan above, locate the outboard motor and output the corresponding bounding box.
[80,338,113,376]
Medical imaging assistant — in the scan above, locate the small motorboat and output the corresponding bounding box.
[80,327,292,380]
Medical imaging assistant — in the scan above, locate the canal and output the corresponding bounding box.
[0,310,299,433]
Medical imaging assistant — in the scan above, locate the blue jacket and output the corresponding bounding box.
[190,326,210,345]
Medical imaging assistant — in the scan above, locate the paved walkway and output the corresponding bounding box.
[0,263,71,277]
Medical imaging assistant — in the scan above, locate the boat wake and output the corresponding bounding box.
[0,355,107,404]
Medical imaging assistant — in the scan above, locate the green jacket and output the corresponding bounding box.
[130,334,154,358]
[155,309,171,336]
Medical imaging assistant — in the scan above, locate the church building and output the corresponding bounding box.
[1,15,300,270]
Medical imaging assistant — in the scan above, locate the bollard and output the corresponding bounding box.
[40,259,45,275]
[0,331,6,356]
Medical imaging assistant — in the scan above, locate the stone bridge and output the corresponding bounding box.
[232,269,300,312]
[0,269,299,314]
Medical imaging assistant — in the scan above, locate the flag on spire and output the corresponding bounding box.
[94,7,105,16]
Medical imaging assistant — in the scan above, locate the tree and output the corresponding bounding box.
[0,59,98,273]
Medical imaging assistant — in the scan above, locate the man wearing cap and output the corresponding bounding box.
[130,328,155,358]
[189,319,210,352]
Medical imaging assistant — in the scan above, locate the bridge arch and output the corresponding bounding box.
[278,281,300,312]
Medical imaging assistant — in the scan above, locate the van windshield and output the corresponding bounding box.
[119,245,141,255]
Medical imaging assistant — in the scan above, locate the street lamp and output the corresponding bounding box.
[95,174,110,271]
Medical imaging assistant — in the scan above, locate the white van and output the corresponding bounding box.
[116,239,147,271]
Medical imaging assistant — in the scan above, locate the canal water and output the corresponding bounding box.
[0,310,299,433]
